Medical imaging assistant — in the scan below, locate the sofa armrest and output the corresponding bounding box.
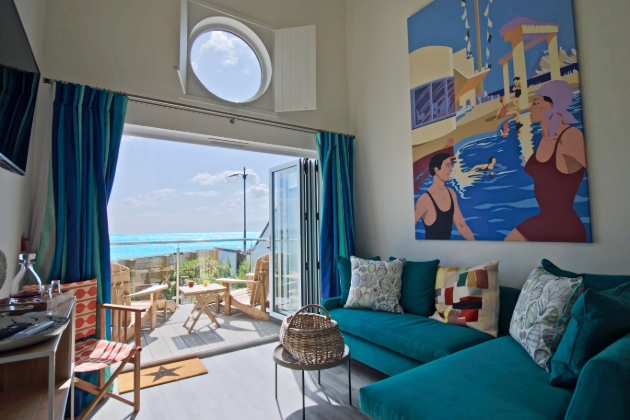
[565,331,630,420]
[320,297,342,312]
[498,286,520,337]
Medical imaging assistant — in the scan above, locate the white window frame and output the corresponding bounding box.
[189,16,273,104]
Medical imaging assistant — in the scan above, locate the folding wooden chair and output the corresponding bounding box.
[61,280,143,419]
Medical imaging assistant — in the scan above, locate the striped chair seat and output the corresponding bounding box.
[75,338,139,372]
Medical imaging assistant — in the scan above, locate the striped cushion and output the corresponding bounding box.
[61,279,98,340]
[75,338,138,372]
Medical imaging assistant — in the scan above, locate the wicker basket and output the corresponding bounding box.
[279,304,345,365]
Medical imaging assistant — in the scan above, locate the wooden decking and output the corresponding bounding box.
[137,302,280,363]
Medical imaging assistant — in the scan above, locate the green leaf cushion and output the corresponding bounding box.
[337,255,380,305]
[542,259,630,292]
[550,282,630,387]
[389,257,440,316]
[510,267,583,370]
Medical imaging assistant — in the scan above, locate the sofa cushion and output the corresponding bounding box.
[344,257,404,313]
[510,267,583,370]
[550,282,630,387]
[564,331,630,420]
[432,261,500,337]
[337,255,380,305]
[329,308,492,364]
[360,337,574,420]
[389,257,440,316]
[542,259,630,292]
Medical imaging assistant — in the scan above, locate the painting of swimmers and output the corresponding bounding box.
[408,0,591,242]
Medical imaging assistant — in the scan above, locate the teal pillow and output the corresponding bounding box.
[542,259,630,292]
[389,257,440,316]
[337,255,380,305]
[550,282,630,387]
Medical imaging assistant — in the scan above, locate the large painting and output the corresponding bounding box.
[408,0,592,242]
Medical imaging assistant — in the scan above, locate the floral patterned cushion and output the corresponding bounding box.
[431,261,500,337]
[344,257,404,313]
[509,267,583,370]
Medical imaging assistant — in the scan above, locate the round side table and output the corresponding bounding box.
[273,344,351,419]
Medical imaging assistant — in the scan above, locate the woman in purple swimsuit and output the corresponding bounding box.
[504,80,587,242]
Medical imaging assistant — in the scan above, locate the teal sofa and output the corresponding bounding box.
[321,278,630,419]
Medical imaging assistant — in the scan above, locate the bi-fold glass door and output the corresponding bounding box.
[269,159,320,318]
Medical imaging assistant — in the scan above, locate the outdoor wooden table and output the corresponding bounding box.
[180,284,226,332]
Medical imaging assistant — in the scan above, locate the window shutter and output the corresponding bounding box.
[274,25,316,112]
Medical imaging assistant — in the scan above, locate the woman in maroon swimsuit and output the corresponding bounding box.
[505,80,587,242]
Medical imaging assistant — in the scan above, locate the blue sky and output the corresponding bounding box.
[408,0,578,94]
[108,136,294,234]
[190,30,262,102]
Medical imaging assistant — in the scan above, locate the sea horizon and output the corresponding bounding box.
[109,231,263,260]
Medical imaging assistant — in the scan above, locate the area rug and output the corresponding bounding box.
[118,358,208,393]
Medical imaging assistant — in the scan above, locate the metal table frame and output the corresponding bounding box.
[273,344,351,419]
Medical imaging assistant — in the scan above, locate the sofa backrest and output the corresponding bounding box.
[498,286,520,337]
[564,330,630,420]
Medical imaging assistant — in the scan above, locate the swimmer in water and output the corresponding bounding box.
[471,157,497,172]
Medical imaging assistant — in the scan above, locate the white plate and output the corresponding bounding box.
[0,315,70,352]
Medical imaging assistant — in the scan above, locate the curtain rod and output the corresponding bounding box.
[42,77,353,137]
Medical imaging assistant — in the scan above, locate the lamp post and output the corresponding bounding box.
[229,167,248,251]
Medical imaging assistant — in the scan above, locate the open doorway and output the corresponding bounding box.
[107,133,301,363]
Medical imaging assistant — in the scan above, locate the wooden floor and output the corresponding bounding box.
[137,302,281,363]
[89,342,387,420]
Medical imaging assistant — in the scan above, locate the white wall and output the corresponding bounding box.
[39,0,350,147]
[0,0,47,297]
[346,0,630,288]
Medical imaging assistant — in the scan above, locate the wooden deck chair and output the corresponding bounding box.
[111,263,173,337]
[61,279,143,419]
[216,254,269,321]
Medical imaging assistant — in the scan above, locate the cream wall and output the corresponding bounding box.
[0,0,47,296]
[346,0,630,288]
[38,0,349,147]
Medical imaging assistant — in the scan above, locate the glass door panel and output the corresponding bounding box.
[270,161,301,317]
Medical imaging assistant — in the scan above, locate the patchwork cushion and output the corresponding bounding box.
[345,257,404,313]
[337,255,380,304]
[431,261,500,337]
[510,267,583,370]
[550,282,630,387]
[75,338,138,372]
[61,279,98,340]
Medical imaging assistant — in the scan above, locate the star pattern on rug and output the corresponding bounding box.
[144,365,182,382]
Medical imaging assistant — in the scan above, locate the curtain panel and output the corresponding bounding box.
[0,66,40,170]
[36,82,128,413]
[317,132,356,299]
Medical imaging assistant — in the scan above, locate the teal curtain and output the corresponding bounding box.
[37,82,128,413]
[317,132,356,299]
[0,66,40,172]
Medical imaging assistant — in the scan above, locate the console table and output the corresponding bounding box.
[0,297,76,420]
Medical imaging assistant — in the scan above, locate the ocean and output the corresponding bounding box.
[109,231,263,260]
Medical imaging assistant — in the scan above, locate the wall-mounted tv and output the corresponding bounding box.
[0,0,40,176]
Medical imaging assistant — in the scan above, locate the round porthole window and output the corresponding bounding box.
[189,17,272,104]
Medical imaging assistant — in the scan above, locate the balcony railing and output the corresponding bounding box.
[110,237,269,305]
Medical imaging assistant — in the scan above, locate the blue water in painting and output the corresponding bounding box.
[110,231,262,260]
[415,91,592,242]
